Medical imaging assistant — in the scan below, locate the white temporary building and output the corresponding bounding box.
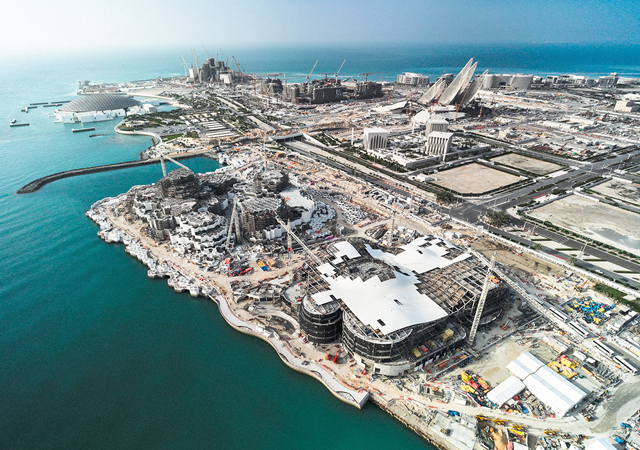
[585,438,617,450]
[506,352,544,379]
[523,366,586,417]
[506,352,587,417]
[487,376,525,406]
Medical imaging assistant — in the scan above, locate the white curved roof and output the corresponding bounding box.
[60,94,140,112]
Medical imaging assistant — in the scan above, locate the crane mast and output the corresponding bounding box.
[160,154,192,173]
[225,196,241,252]
[467,252,496,344]
[286,219,293,266]
[274,216,322,266]
[387,212,395,247]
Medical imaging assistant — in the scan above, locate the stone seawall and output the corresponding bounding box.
[17,154,200,194]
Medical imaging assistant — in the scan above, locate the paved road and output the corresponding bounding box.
[285,137,640,288]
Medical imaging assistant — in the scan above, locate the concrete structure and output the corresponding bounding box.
[397,72,430,86]
[426,131,454,156]
[363,127,389,150]
[598,73,619,88]
[483,74,534,91]
[425,118,448,137]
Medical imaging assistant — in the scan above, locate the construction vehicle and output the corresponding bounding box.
[501,318,512,330]
[543,429,559,436]
[475,415,490,421]
[512,424,528,431]
[493,418,509,425]
[461,385,477,395]
[509,428,525,437]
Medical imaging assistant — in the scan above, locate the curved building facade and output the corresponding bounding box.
[60,94,140,113]
[299,297,342,344]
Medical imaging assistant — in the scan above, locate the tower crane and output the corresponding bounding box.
[180,55,189,78]
[306,60,319,84]
[225,196,242,252]
[387,211,396,247]
[286,219,293,267]
[334,59,346,81]
[467,252,496,344]
[232,56,244,83]
[159,154,193,178]
[274,215,322,267]
[358,72,382,82]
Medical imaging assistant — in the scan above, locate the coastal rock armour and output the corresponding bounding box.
[86,201,369,410]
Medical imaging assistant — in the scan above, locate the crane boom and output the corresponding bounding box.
[468,252,496,344]
[306,60,318,84]
[275,216,322,266]
[225,196,241,252]
[335,59,346,79]
[161,154,192,172]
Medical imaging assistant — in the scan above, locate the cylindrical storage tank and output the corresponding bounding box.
[298,297,342,344]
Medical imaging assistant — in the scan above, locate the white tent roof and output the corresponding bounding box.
[523,365,587,417]
[505,352,587,417]
[507,352,545,379]
[487,376,525,406]
[585,438,617,450]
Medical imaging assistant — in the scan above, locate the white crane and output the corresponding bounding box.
[467,252,496,344]
[274,215,322,266]
[286,219,293,267]
[159,154,192,178]
[306,60,318,85]
[334,59,346,81]
[387,211,395,247]
[225,196,241,252]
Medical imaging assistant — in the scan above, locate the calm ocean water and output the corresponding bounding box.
[1,43,639,450]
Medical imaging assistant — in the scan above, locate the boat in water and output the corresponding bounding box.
[89,133,104,137]
[11,119,16,124]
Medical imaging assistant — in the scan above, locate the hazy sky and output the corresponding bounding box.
[2,0,639,56]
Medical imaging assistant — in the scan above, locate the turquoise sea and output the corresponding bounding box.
[1,43,640,450]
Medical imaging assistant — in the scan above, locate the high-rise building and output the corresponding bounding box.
[363,128,389,150]
[426,131,453,156]
[397,72,430,86]
[425,119,448,138]
[483,74,533,91]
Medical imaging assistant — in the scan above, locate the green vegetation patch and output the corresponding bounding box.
[161,133,184,142]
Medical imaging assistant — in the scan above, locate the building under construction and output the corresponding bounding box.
[278,78,383,105]
[298,237,509,376]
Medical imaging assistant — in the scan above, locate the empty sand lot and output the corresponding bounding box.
[431,163,521,194]
[592,179,640,206]
[491,153,563,175]
[528,194,640,253]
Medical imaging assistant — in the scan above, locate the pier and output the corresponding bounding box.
[16,153,205,194]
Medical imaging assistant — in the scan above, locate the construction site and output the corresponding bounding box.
[72,51,640,450]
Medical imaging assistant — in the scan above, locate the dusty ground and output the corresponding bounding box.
[431,163,521,194]
[592,179,640,206]
[527,194,640,254]
[472,238,562,277]
[490,153,563,175]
